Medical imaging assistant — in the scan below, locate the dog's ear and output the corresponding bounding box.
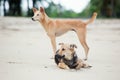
[70,44,77,49]
[40,7,44,13]
[32,8,37,13]
[59,43,64,45]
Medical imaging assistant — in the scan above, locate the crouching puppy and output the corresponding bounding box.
[55,43,92,70]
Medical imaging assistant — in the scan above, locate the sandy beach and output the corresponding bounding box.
[0,17,120,80]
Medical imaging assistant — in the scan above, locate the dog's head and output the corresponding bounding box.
[58,43,77,60]
[32,7,45,21]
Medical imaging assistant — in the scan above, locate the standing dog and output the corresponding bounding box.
[32,7,97,60]
[55,43,92,70]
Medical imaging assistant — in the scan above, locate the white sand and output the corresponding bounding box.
[0,17,120,80]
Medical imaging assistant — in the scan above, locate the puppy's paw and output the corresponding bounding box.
[84,65,92,69]
[58,63,69,69]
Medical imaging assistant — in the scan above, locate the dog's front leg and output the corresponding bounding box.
[49,35,56,54]
[58,62,70,69]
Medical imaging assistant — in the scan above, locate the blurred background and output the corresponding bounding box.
[0,1,120,80]
[0,0,120,18]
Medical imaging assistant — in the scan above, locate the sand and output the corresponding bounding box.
[0,17,120,80]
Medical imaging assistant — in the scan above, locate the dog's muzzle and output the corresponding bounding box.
[31,18,35,21]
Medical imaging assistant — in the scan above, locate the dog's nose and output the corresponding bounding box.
[31,18,35,21]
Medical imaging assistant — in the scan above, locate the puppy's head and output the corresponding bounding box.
[32,7,45,21]
[58,43,77,60]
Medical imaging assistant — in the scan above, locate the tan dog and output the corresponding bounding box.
[32,7,97,60]
[55,43,92,70]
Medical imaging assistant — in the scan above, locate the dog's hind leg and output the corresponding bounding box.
[76,29,89,60]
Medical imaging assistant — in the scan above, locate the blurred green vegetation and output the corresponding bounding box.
[0,0,120,18]
[45,1,79,18]
[80,0,120,18]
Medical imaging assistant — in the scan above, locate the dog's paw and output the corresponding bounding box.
[83,58,87,61]
[50,56,54,59]
[58,63,70,70]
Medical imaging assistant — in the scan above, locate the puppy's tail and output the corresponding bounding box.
[85,12,97,25]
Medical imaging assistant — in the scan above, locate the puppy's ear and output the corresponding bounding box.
[32,8,37,13]
[59,43,64,45]
[40,7,44,13]
[70,44,77,49]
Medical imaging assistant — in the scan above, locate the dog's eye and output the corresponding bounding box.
[37,14,39,16]
[62,48,65,51]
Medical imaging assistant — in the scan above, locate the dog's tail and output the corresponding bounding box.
[85,12,97,24]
